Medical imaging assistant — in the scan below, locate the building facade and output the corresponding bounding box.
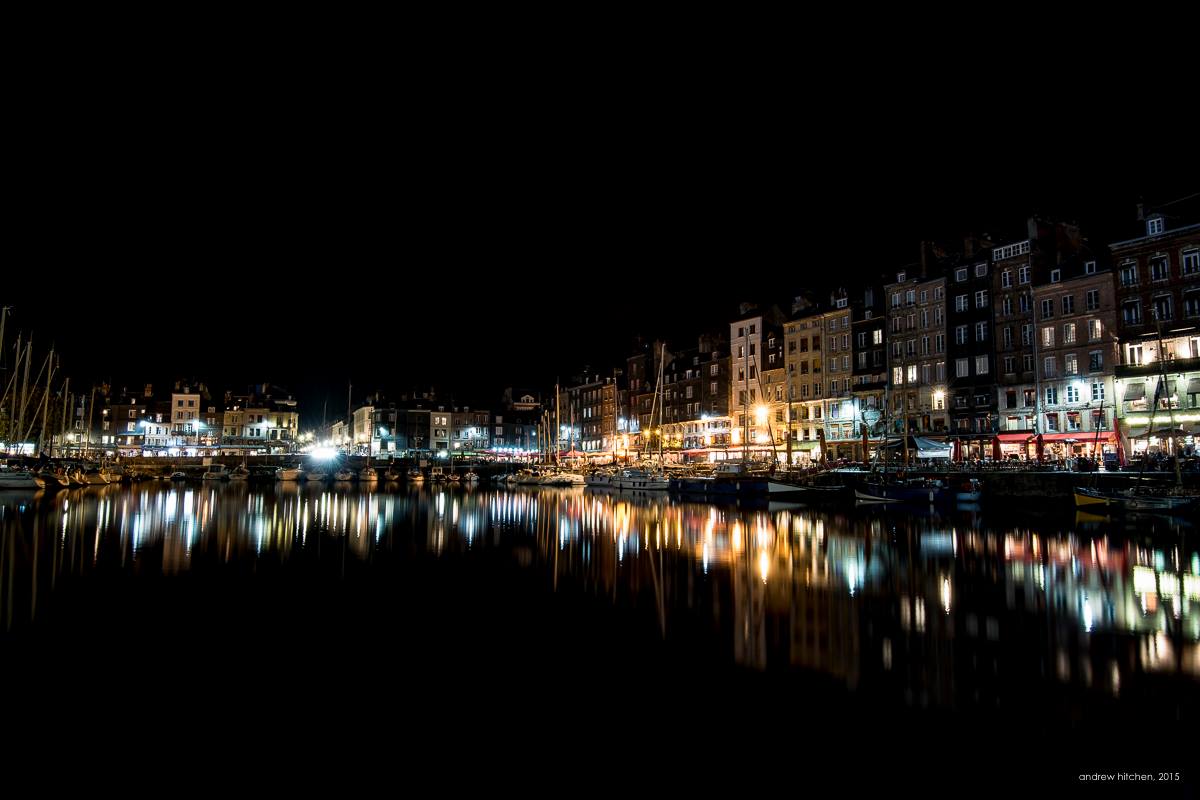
[1112,205,1200,458]
[946,248,997,449]
[1029,257,1120,462]
[885,270,948,438]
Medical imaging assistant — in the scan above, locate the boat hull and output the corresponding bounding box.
[1075,487,1198,512]
[855,485,942,504]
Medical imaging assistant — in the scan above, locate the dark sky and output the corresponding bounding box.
[7,64,1197,426]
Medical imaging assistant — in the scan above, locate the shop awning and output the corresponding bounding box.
[791,440,821,451]
[997,433,1035,443]
[1123,382,1146,401]
[1040,431,1118,443]
[914,436,952,458]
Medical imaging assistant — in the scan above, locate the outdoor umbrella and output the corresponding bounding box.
[991,436,1001,462]
[952,438,962,463]
[1036,433,1045,463]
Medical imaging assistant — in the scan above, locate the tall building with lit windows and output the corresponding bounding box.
[992,218,1085,447]
[945,240,998,451]
[850,282,888,450]
[820,289,859,459]
[1030,252,1120,462]
[1111,198,1200,457]
[884,269,948,435]
[784,302,826,464]
[729,303,786,460]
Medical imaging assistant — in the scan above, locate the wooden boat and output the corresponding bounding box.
[1074,487,1198,512]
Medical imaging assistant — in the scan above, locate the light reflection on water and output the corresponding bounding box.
[1,482,1197,713]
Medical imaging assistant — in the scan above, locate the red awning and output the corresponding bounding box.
[1039,432,1118,443]
[996,433,1035,443]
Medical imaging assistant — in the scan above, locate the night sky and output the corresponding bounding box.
[8,73,1197,427]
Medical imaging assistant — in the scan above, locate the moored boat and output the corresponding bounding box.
[276,467,302,481]
[611,468,669,491]
[954,478,983,503]
[202,464,230,481]
[0,470,44,489]
[1074,487,1198,512]
[358,467,379,483]
[854,479,943,504]
[407,468,425,483]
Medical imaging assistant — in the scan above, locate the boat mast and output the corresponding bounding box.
[17,337,31,452]
[1153,309,1182,487]
[0,334,22,454]
[35,348,55,456]
[1089,395,1104,463]
[743,322,750,465]
[657,343,665,464]
[59,376,69,459]
[0,307,7,448]
[786,382,793,468]
[85,385,96,459]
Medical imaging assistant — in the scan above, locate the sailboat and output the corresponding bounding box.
[230,452,250,481]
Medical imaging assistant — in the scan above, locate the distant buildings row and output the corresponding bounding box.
[49,382,301,457]
[32,197,1198,465]
[539,197,1199,465]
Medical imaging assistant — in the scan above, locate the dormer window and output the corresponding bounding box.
[1050,269,1061,283]
[1147,217,1164,236]
[1084,260,1096,274]
[836,297,847,308]
[897,271,906,283]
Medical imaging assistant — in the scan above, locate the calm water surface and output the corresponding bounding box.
[1,481,1197,776]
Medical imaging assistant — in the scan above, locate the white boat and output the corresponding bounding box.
[611,468,669,491]
[384,468,403,482]
[429,467,448,483]
[585,469,615,488]
[407,468,425,483]
[334,468,354,482]
[229,465,251,481]
[101,465,126,484]
[358,467,379,482]
[0,470,43,489]
[462,471,480,484]
[170,471,189,482]
[539,471,586,486]
[276,467,302,481]
[202,464,230,480]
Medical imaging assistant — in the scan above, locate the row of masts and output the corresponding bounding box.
[0,307,95,458]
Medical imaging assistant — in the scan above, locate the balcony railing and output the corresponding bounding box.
[1114,355,1200,378]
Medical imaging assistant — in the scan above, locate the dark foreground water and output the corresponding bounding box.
[1,482,1196,790]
